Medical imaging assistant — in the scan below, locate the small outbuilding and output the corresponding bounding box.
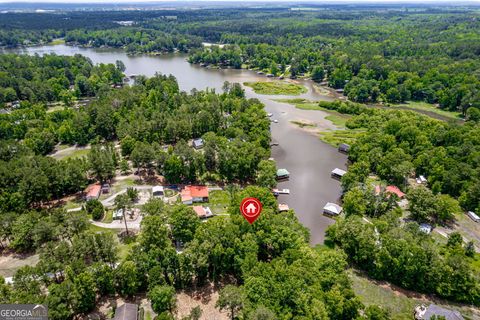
[331,168,346,179]
[113,303,138,320]
[193,206,213,219]
[419,223,433,234]
[416,175,428,184]
[193,138,204,149]
[276,168,290,179]
[323,202,343,216]
[338,143,350,154]
[467,211,480,223]
[113,209,124,220]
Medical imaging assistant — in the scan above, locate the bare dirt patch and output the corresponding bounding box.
[0,253,39,278]
[176,282,229,320]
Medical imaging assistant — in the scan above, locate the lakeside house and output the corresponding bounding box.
[323,202,343,216]
[374,185,406,199]
[419,223,433,234]
[181,185,209,205]
[416,175,428,184]
[467,211,480,223]
[193,206,213,219]
[193,138,204,149]
[276,168,290,180]
[414,304,463,320]
[338,143,350,154]
[331,168,347,179]
[113,303,138,320]
[85,183,101,201]
[152,185,164,198]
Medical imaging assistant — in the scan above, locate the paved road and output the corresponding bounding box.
[90,215,143,230]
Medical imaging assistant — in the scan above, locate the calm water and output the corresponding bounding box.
[4,44,347,244]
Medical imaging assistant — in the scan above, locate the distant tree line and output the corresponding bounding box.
[0,54,124,104]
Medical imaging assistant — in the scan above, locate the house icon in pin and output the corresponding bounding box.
[246,202,257,214]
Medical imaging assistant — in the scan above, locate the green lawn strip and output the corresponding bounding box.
[102,210,114,223]
[62,148,90,160]
[274,98,324,110]
[52,148,90,161]
[243,81,307,95]
[204,190,230,215]
[325,114,348,127]
[390,101,462,120]
[63,199,84,210]
[46,104,65,113]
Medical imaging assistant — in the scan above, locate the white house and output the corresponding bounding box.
[331,168,347,179]
[152,186,164,198]
[467,211,480,223]
[419,223,433,234]
[323,202,342,216]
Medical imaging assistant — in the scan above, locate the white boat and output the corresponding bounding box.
[273,188,290,195]
[267,113,273,117]
[273,119,278,123]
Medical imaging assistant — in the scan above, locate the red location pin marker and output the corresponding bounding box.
[240,197,262,224]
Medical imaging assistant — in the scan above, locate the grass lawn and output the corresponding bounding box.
[349,269,477,320]
[63,198,85,210]
[102,210,114,223]
[164,189,177,197]
[244,81,307,95]
[325,114,348,127]
[349,269,418,320]
[206,190,231,215]
[52,147,90,161]
[390,101,462,120]
[319,129,364,147]
[46,104,65,113]
[88,224,133,261]
[48,38,65,45]
[99,178,137,201]
[63,148,90,160]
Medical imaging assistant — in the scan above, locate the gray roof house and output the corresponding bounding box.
[193,138,204,149]
[113,303,138,320]
[338,143,350,153]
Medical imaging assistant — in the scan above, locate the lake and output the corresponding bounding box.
[4,44,348,244]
